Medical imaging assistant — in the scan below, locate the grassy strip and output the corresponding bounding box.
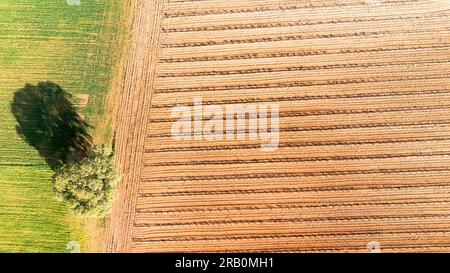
[0,0,126,252]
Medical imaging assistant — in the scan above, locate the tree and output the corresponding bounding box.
[53,145,120,217]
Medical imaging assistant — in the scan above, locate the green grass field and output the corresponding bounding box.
[0,0,125,252]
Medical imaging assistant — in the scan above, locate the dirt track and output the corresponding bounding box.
[108,0,450,252]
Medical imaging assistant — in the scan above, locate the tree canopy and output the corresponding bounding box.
[53,145,120,217]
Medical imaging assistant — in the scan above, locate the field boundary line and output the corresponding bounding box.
[107,0,165,253]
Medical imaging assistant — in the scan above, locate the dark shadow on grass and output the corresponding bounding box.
[11,81,92,170]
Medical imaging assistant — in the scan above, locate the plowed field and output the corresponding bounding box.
[108,0,450,252]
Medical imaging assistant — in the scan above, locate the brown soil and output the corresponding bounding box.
[108,0,450,252]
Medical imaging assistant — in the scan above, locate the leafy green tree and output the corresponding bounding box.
[53,145,120,217]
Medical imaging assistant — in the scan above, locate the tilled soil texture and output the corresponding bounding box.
[108,0,450,252]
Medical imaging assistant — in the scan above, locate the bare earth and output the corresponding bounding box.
[108,0,450,252]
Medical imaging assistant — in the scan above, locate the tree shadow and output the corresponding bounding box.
[11,81,92,170]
